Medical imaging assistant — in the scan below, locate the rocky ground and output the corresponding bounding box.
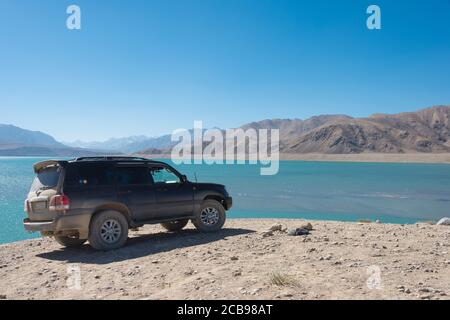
[0,219,449,300]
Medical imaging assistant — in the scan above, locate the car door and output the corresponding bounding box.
[150,165,194,218]
[115,164,157,222]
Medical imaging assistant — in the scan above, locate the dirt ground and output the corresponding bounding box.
[1,219,449,300]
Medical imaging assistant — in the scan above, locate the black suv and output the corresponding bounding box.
[23,157,232,250]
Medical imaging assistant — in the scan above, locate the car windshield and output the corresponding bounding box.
[30,166,61,193]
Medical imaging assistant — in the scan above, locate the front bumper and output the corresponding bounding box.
[224,196,233,210]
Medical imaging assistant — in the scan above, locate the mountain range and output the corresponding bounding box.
[279,105,450,154]
[0,124,118,157]
[139,105,450,155]
[1,105,449,156]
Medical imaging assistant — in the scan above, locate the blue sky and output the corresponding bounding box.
[0,0,449,141]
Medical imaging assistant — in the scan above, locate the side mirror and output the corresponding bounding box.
[181,175,187,183]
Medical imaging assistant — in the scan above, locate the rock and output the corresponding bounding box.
[300,223,313,231]
[278,292,293,298]
[261,231,274,238]
[287,228,310,236]
[232,270,242,277]
[0,294,6,299]
[287,228,296,236]
[269,224,283,232]
[250,288,262,295]
[436,217,450,226]
[296,228,310,235]
[230,256,239,261]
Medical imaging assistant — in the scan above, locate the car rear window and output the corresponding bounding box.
[30,166,61,193]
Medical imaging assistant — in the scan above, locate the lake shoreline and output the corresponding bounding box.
[136,153,450,164]
[1,218,449,300]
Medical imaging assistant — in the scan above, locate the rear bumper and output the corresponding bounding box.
[224,196,233,210]
[23,212,92,239]
[23,219,55,232]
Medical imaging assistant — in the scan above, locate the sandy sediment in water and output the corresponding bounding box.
[0,219,449,300]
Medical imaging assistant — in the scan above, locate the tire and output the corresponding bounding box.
[54,235,86,247]
[161,219,189,232]
[192,200,226,232]
[88,210,129,250]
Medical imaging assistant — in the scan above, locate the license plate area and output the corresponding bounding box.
[32,201,48,211]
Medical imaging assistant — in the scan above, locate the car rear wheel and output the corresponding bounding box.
[161,219,189,232]
[192,200,226,232]
[88,211,129,250]
[54,235,86,247]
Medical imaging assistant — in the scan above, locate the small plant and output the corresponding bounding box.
[269,271,297,287]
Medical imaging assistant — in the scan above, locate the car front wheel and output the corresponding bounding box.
[88,211,129,250]
[192,200,226,232]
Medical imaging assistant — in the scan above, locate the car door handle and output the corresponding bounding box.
[118,190,132,195]
[157,188,168,192]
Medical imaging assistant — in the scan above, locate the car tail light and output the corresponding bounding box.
[49,194,70,212]
[24,200,31,213]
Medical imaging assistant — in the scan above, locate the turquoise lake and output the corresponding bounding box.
[1,157,450,244]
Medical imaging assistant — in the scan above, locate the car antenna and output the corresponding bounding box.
[194,172,198,182]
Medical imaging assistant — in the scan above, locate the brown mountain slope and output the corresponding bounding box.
[240,115,352,150]
[282,106,450,154]
[241,115,352,138]
[136,106,450,156]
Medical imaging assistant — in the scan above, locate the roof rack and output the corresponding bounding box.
[74,156,152,162]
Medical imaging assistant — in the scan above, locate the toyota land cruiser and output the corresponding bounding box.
[23,157,232,250]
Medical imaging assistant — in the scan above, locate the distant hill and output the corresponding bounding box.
[64,135,149,152]
[281,106,450,154]
[66,134,176,153]
[0,124,120,157]
[0,124,63,147]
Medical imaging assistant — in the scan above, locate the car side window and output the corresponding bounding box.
[116,166,150,185]
[150,166,180,184]
[65,164,115,187]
